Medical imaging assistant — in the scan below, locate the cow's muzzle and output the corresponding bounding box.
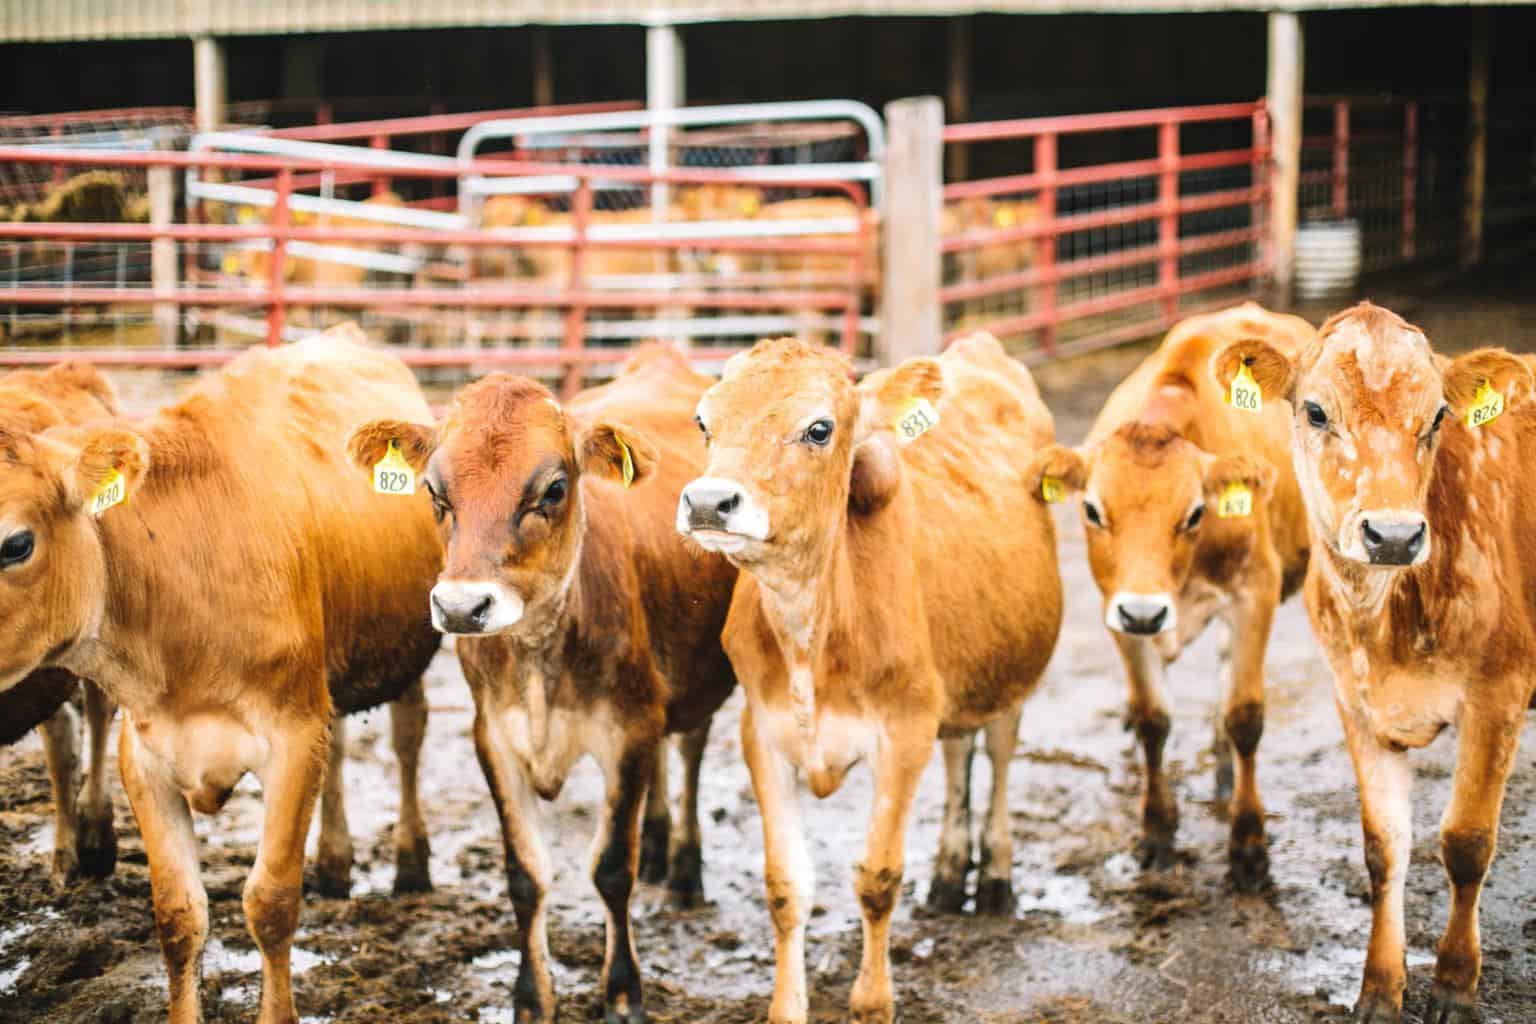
[1107,592,1177,636]
[676,476,769,552]
[1360,515,1428,566]
[430,580,525,635]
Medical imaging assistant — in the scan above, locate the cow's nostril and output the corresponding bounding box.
[1148,606,1168,632]
[1361,519,1384,547]
[470,595,493,622]
[718,492,741,516]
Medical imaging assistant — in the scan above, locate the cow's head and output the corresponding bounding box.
[1029,424,1275,637]
[1212,301,1532,568]
[677,337,942,574]
[348,376,656,636]
[0,425,149,691]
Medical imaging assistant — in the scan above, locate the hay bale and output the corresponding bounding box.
[34,170,130,222]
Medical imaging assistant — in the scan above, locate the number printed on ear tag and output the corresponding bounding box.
[1466,378,1504,428]
[1218,481,1253,519]
[1228,363,1262,414]
[372,440,416,496]
[892,398,940,443]
[88,469,125,517]
[1041,475,1066,504]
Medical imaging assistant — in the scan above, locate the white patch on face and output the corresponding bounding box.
[430,580,525,635]
[1104,591,1178,636]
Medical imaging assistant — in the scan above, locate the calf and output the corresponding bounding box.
[677,333,1062,1023]
[0,362,120,885]
[348,345,736,1024]
[0,324,443,1024]
[1029,303,1314,887]
[1212,301,1536,1023]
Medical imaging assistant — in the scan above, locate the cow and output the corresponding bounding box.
[1026,303,1314,888]
[676,333,1063,1024]
[225,192,407,290]
[0,361,120,886]
[346,344,737,1024]
[0,323,443,1024]
[1210,301,1536,1024]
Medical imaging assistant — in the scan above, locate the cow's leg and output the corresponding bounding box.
[1223,598,1273,891]
[1212,626,1235,810]
[741,702,813,1024]
[849,728,929,1024]
[76,683,118,878]
[38,701,83,886]
[1340,702,1413,1024]
[391,677,432,894]
[313,715,354,899]
[667,721,710,908]
[639,738,671,886]
[592,741,653,1024]
[474,708,556,1023]
[121,718,207,1024]
[975,707,1021,916]
[247,720,327,1024]
[927,731,974,913]
[1115,633,1178,869]
[1427,706,1523,1024]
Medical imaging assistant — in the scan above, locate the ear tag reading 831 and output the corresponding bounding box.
[1041,475,1067,504]
[1217,481,1253,519]
[617,437,635,488]
[1466,378,1504,429]
[88,469,125,518]
[1228,362,1262,414]
[893,398,940,443]
[372,440,416,496]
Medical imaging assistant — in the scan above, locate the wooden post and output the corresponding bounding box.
[193,35,227,134]
[647,22,685,215]
[1265,11,1303,307]
[533,27,555,107]
[149,165,179,349]
[1463,9,1489,267]
[946,17,971,182]
[879,96,944,365]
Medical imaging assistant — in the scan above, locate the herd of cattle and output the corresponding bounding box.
[1,299,1531,1024]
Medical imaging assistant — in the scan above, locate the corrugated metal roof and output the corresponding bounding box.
[2,0,1528,42]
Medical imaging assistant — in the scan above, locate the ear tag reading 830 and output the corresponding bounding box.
[1218,481,1253,519]
[372,440,416,496]
[1466,378,1504,429]
[893,398,940,443]
[617,437,635,488]
[1228,362,1262,414]
[1041,475,1066,504]
[88,469,125,517]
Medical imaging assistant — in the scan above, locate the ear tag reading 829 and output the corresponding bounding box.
[372,440,416,496]
[1466,378,1505,429]
[893,398,940,443]
[1217,481,1253,519]
[88,469,125,518]
[617,437,635,488]
[1228,363,1262,414]
[1041,475,1067,504]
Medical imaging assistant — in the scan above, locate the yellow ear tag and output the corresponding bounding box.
[1466,378,1504,429]
[994,206,1019,228]
[617,437,635,488]
[742,194,761,216]
[892,398,940,443]
[1041,475,1066,504]
[221,252,240,275]
[1218,481,1253,519]
[1228,362,1262,414]
[236,207,257,225]
[372,440,416,496]
[88,469,125,518]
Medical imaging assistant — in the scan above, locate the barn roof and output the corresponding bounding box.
[2,0,1529,44]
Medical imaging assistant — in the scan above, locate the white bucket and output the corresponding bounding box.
[1295,219,1362,299]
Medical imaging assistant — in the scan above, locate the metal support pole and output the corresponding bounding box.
[533,27,555,108]
[1035,133,1059,355]
[647,23,685,216]
[193,35,228,135]
[1158,119,1180,327]
[266,168,292,347]
[1403,101,1418,262]
[1332,100,1350,219]
[946,17,971,182]
[561,178,593,399]
[149,165,179,349]
[1265,10,1303,306]
[879,97,944,364]
[1463,9,1489,267]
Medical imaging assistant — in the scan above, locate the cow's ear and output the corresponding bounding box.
[1444,348,1535,418]
[579,421,658,488]
[347,419,437,476]
[1203,453,1276,500]
[67,427,149,515]
[1025,444,1088,504]
[849,434,903,515]
[857,356,945,443]
[1211,338,1295,405]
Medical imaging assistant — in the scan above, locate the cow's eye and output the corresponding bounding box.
[1303,401,1329,430]
[1184,504,1205,532]
[802,419,834,447]
[1083,500,1105,529]
[694,414,710,441]
[541,478,567,507]
[0,529,34,569]
[1432,405,1449,432]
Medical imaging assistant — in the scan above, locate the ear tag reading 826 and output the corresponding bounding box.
[1228,362,1262,414]
[1218,481,1253,519]
[88,469,125,518]
[893,398,940,443]
[372,440,416,496]
[1466,378,1505,429]
[617,437,635,488]
[1041,475,1067,504]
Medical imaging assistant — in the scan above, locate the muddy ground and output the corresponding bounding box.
[3,266,1535,1024]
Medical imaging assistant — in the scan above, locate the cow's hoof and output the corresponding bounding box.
[1227,843,1271,893]
[310,867,353,901]
[604,1004,646,1024]
[50,847,80,890]
[393,836,433,895]
[638,820,669,886]
[926,875,968,914]
[75,815,117,879]
[1425,985,1479,1024]
[849,1002,895,1024]
[1352,990,1403,1023]
[1135,836,1178,871]
[973,878,1014,917]
[666,842,705,909]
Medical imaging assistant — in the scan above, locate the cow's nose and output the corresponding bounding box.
[430,580,522,635]
[1360,516,1428,566]
[1109,593,1176,636]
[680,480,745,531]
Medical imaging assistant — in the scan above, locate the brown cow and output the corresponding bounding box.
[1211,301,1536,1024]
[0,324,443,1024]
[0,361,120,885]
[347,344,736,1024]
[676,333,1062,1023]
[1028,303,1314,887]
[226,192,407,289]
